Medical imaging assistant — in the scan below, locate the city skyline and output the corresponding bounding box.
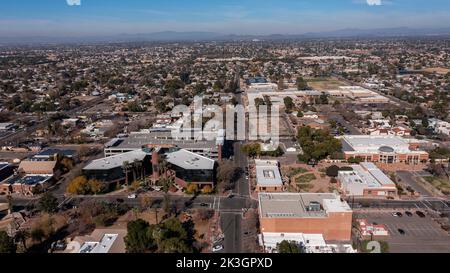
[1,0,450,38]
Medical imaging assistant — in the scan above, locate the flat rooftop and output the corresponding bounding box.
[106,132,219,150]
[259,193,351,219]
[339,162,396,188]
[34,148,76,158]
[340,135,425,154]
[5,175,52,186]
[166,149,215,170]
[255,160,282,186]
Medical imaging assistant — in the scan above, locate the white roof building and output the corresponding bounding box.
[338,162,397,197]
[166,149,215,170]
[255,160,283,190]
[260,232,356,253]
[339,135,429,163]
[83,150,149,171]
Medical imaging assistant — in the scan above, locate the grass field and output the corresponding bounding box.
[285,167,308,178]
[295,173,317,184]
[424,176,450,195]
[306,77,347,91]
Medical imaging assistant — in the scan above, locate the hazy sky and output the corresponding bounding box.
[1,0,450,37]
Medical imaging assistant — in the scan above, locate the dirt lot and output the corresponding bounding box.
[355,209,450,253]
[306,77,347,91]
[422,67,450,75]
[282,163,338,193]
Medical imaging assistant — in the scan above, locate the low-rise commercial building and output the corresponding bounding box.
[338,162,397,197]
[104,131,223,161]
[340,135,429,164]
[255,160,283,192]
[83,149,152,184]
[166,149,216,188]
[259,193,353,241]
[260,232,356,253]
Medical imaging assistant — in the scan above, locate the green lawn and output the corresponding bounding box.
[295,173,317,184]
[286,167,308,177]
[424,176,450,195]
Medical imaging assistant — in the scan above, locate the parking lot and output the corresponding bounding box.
[355,209,450,253]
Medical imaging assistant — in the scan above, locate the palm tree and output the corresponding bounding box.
[122,161,131,186]
[133,159,143,181]
[158,155,169,177]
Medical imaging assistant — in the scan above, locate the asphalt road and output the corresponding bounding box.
[397,171,434,197]
[0,193,256,211]
[233,141,250,197]
[220,212,243,253]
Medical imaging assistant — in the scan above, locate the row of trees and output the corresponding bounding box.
[241,143,284,158]
[67,176,105,195]
[125,218,198,253]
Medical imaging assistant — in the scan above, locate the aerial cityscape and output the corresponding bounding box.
[1,0,450,260]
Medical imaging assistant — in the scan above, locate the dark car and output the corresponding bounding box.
[200,203,209,207]
[405,211,413,217]
[398,229,406,235]
[116,198,125,203]
[416,211,426,218]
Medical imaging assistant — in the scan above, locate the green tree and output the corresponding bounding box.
[296,77,309,90]
[125,219,155,253]
[39,193,58,214]
[277,240,300,253]
[0,231,16,253]
[326,165,340,177]
[241,143,261,158]
[30,228,46,243]
[284,97,295,113]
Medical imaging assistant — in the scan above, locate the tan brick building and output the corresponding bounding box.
[259,193,353,242]
[340,135,429,164]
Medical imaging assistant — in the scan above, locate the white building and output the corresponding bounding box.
[340,135,429,164]
[260,232,356,253]
[255,160,283,192]
[338,162,397,197]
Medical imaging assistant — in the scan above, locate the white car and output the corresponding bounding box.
[127,194,137,199]
[212,245,224,252]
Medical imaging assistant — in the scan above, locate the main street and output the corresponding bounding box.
[218,89,252,253]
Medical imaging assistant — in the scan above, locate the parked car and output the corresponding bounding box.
[127,194,137,199]
[416,211,426,218]
[392,212,403,217]
[405,211,413,217]
[398,229,406,235]
[212,245,224,252]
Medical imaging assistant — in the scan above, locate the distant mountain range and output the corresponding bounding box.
[2,27,450,45]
